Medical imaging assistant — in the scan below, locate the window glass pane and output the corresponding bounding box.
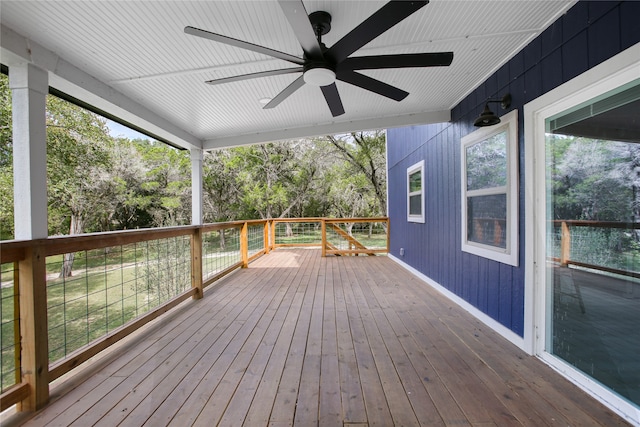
[409,171,421,193]
[409,195,422,215]
[466,132,507,191]
[467,194,507,248]
[545,83,640,408]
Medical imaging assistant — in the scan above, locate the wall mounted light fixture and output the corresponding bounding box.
[474,93,512,127]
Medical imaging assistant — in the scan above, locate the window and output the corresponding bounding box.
[407,160,425,223]
[461,109,518,265]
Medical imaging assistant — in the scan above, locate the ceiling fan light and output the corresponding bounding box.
[303,67,336,87]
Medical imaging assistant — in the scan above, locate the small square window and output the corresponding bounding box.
[407,160,425,223]
[461,110,518,265]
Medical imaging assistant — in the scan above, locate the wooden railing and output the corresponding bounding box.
[551,220,640,279]
[0,217,388,413]
[269,217,389,256]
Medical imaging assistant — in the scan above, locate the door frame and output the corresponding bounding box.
[523,42,640,426]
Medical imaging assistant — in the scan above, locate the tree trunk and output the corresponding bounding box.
[60,252,75,278]
[59,213,84,278]
[219,229,226,250]
[285,222,293,237]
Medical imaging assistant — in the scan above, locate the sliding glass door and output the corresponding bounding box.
[544,80,640,408]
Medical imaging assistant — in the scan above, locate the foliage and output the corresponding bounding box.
[465,132,507,190]
[547,134,640,274]
[547,135,639,221]
[319,131,387,217]
[46,95,114,236]
[0,74,13,239]
[1,73,387,243]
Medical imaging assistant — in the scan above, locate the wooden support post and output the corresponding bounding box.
[386,218,390,253]
[10,63,49,241]
[264,221,270,254]
[321,219,327,257]
[241,222,249,268]
[18,242,49,411]
[13,263,21,386]
[190,149,204,226]
[560,221,571,266]
[191,228,203,300]
[270,220,276,251]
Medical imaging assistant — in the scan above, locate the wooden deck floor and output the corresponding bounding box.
[8,249,630,426]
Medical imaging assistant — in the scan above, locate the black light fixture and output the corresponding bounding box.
[474,93,512,127]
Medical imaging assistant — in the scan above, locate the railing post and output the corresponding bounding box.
[386,218,390,253]
[14,263,21,386]
[241,222,249,268]
[191,227,203,300]
[18,242,49,411]
[270,219,276,251]
[264,221,270,254]
[560,221,571,266]
[321,218,327,257]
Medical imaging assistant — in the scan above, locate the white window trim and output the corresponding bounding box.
[524,44,640,425]
[407,160,425,223]
[461,109,518,266]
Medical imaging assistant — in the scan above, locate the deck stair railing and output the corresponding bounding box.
[0,217,388,413]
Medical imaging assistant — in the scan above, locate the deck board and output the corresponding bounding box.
[7,249,631,427]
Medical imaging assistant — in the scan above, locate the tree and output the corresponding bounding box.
[108,138,153,230]
[138,142,191,227]
[320,131,387,217]
[203,149,241,223]
[46,95,114,276]
[229,141,319,220]
[549,136,635,221]
[0,74,13,239]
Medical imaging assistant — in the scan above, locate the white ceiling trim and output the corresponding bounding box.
[203,108,450,150]
[1,24,203,151]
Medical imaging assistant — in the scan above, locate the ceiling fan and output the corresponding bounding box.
[185,0,453,117]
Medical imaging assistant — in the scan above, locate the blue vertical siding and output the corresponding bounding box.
[387,0,640,337]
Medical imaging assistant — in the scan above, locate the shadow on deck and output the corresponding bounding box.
[5,249,630,426]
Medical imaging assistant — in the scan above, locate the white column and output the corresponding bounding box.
[10,63,49,240]
[191,148,203,225]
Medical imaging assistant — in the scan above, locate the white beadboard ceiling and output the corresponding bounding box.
[0,0,576,150]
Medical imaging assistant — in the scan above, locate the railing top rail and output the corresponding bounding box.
[44,225,198,256]
[270,217,323,223]
[0,226,198,261]
[324,217,389,223]
[1,217,390,262]
[550,220,640,229]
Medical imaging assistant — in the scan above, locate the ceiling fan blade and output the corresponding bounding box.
[320,83,345,117]
[185,26,304,65]
[337,70,408,101]
[263,75,306,109]
[339,52,453,71]
[277,0,323,60]
[206,68,303,85]
[326,1,428,64]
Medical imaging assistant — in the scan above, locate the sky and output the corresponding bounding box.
[106,119,150,140]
